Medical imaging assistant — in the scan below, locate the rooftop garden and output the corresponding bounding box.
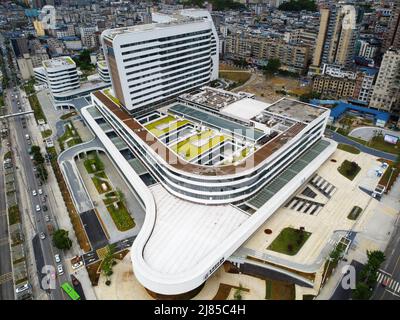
[267,227,311,256]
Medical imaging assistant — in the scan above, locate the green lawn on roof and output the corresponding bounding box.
[267,227,311,256]
[145,116,189,137]
[171,130,226,161]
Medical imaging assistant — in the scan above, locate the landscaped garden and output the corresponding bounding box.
[106,201,135,232]
[267,227,311,256]
[338,160,361,181]
[84,154,104,174]
[337,143,360,154]
[58,121,82,151]
[83,153,135,232]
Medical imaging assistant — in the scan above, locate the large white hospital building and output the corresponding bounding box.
[78,10,337,298]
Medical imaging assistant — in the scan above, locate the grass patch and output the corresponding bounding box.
[27,94,46,123]
[338,160,361,181]
[103,197,117,206]
[60,111,77,120]
[219,70,251,87]
[94,171,107,179]
[379,164,400,193]
[368,135,400,154]
[91,176,111,194]
[41,129,52,139]
[8,205,20,225]
[4,151,12,160]
[267,227,311,256]
[105,191,116,198]
[337,143,360,154]
[58,121,82,151]
[84,154,104,173]
[348,206,363,220]
[106,201,135,231]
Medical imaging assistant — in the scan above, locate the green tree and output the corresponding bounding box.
[52,229,72,250]
[116,189,126,206]
[352,282,370,300]
[101,244,117,283]
[263,58,281,78]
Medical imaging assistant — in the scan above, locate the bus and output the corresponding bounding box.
[61,282,80,300]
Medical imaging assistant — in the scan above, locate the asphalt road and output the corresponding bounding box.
[82,236,135,266]
[328,129,398,161]
[80,209,108,250]
[5,86,68,300]
[372,215,400,300]
[330,260,364,300]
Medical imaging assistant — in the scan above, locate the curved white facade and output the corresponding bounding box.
[82,89,336,295]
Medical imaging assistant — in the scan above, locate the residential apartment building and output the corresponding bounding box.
[382,0,400,51]
[101,10,219,115]
[369,48,400,112]
[225,33,310,74]
[313,64,377,103]
[311,4,358,71]
[80,26,99,49]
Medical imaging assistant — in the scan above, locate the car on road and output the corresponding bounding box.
[33,166,37,172]
[72,261,84,270]
[32,190,37,196]
[44,215,50,222]
[39,232,46,240]
[43,205,48,212]
[38,188,43,195]
[30,155,34,160]
[54,254,61,263]
[15,283,30,294]
[57,264,64,275]
[35,205,41,212]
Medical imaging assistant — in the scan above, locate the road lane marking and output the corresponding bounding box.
[378,269,392,277]
[377,273,384,283]
[394,282,399,292]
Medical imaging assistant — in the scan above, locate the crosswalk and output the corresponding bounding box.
[377,272,400,294]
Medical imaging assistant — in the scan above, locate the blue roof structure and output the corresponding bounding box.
[311,100,390,125]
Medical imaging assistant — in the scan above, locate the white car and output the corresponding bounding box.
[57,264,64,275]
[39,232,46,240]
[54,254,61,263]
[35,205,41,212]
[38,189,43,195]
[44,215,50,222]
[15,283,30,294]
[72,261,84,270]
[32,190,37,196]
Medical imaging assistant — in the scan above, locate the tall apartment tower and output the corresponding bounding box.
[101,10,219,116]
[369,48,400,112]
[311,3,358,71]
[383,0,400,51]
